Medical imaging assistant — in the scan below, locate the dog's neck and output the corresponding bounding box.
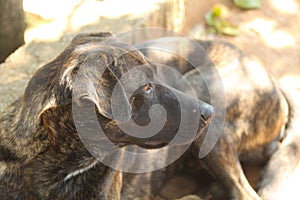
[0,99,37,161]
[0,102,123,199]
[63,159,99,181]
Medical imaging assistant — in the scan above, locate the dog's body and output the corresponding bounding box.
[139,37,300,200]
[0,33,213,200]
[0,32,299,200]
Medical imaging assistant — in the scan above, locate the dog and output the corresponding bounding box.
[138,37,300,200]
[0,33,214,200]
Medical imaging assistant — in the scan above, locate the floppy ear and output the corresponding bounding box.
[37,104,64,144]
[72,54,132,122]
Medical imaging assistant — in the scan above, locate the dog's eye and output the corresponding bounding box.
[143,83,153,94]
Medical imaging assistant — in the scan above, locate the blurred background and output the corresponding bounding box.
[0,0,299,199]
[0,0,299,108]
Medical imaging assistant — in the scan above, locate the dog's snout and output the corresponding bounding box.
[200,104,214,122]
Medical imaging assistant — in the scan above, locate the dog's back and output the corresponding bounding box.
[139,38,300,199]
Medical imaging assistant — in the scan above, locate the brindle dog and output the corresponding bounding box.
[0,33,213,200]
[139,37,300,200]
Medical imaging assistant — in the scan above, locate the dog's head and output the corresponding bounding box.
[1,34,215,166]
[11,33,214,156]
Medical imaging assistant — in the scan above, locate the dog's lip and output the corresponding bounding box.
[123,116,213,148]
[200,120,209,128]
[140,141,168,149]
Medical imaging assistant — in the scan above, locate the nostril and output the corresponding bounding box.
[200,105,214,121]
[201,114,207,121]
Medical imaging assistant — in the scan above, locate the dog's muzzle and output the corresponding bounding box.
[199,104,214,124]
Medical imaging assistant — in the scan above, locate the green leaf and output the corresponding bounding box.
[218,25,239,36]
[204,12,214,26]
[211,6,222,18]
[205,6,239,36]
[233,0,261,9]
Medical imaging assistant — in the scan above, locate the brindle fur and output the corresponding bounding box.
[140,37,300,200]
[1,32,299,200]
[0,33,213,200]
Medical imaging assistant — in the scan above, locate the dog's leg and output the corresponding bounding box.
[194,138,261,200]
[258,137,300,200]
[258,126,300,200]
[258,94,300,200]
[107,171,122,200]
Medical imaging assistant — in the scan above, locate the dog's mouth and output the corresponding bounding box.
[195,122,209,140]
[138,141,169,149]
[130,121,211,149]
[114,105,213,149]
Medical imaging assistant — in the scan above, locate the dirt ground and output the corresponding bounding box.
[189,0,300,87]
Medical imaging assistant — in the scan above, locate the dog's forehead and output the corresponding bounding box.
[60,39,154,79]
[60,39,155,91]
[72,41,149,70]
[77,40,145,61]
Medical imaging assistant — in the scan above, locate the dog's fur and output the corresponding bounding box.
[139,37,300,200]
[0,33,213,200]
[1,32,299,200]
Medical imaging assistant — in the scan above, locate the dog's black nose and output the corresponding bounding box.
[200,104,214,122]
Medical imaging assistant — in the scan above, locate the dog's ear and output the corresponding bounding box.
[37,104,65,144]
[72,54,132,122]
